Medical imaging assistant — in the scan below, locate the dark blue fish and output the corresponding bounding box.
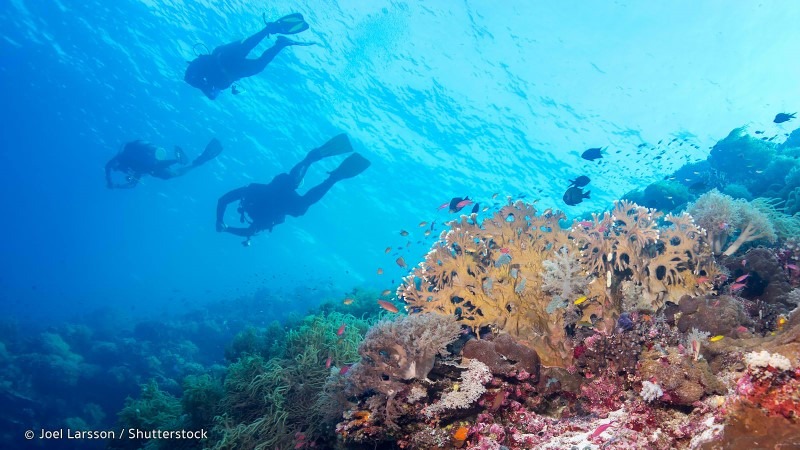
[471,202,480,214]
[581,147,604,161]
[562,186,590,206]
[568,175,590,188]
[774,112,796,124]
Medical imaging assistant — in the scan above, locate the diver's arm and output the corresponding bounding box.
[105,158,117,188]
[216,187,248,231]
[105,157,139,189]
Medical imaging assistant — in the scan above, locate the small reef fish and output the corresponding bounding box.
[339,364,351,375]
[499,247,510,254]
[730,282,746,292]
[396,257,407,268]
[563,186,591,206]
[447,196,472,213]
[574,296,588,305]
[696,276,709,284]
[589,421,616,439]
[471,203,480,214]
[786,263,799,271]
[709,335,724,342]
[577,220,593,228]
[377,300,399,313]
[337,324,346,336]
[774,112,796,124]
[342,298,354,305]
[456,199,474,209]
[380,289,392,296]
[377,268,384,275]
[735,273,750,282]
[325,356,332,369]
[491,391,506,411]
[418,221,427,227]
[568,175,591,188]
[399,230,409,236]
[581,147,604,161]
[777,315,788,331]
[384,246,392,254]
[492,193,499,199]
[452,426,469,448]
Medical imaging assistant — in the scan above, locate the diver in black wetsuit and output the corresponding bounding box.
[216,134,370,245]
[184,13,314,99]
[105,138,222,189]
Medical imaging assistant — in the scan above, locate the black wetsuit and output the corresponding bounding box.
[105,141,183,189]
[184,28,292,99]
[216,157,336,238]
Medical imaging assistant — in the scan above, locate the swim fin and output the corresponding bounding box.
[192,138,223,167]
[328,152,371,182]
[265,13,309,35]
[306,134,353,162]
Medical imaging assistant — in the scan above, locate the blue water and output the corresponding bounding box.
[2,1,800,448]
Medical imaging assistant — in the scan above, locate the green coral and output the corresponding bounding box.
[181,374,224,430]
[208,312,372,450]
[111,380,184,450]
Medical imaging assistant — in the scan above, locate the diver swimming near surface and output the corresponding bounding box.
[184,13,315,99]
[216,134,371,246]
[105,138,223,189]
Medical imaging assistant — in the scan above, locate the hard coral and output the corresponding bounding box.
[638,348,725,405]
[572,200,718,312]
[398,200,577,367]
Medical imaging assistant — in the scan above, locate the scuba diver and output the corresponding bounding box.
[105,138,223,189]
[184,13,314,99]
[216,134,371,245]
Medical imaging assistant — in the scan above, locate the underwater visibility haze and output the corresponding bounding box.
[2,1,800,449]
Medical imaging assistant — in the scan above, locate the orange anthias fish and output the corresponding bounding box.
[377,300,399,313]
[325,356,332,369]
[735,273,750,282]
[452,426,469,448]
[380,289,392,296]
[396,257,407,268]
[377,268,384,275]
[337,324,346,336]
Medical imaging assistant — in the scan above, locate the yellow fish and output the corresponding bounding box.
[573,296,588,305]
[709,335,724,342]
[343,298,354,305]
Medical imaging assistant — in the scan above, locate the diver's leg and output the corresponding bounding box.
[150,160,182,179]
[237,37,312,78]
[290,179,336,217]
[287,159,313,189]
[222,226,255,237]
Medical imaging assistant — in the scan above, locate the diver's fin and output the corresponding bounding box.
[275,35,316,47]
[328,153,371,182]
[265,13,309,35]
[192,138,223,167]
[306,134,353,162]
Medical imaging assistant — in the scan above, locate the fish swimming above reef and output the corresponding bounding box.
[568,175,590,188]
[774,112,796,124]
[581,147,604,161]
[563,186,590,206]
[441,196,473,213]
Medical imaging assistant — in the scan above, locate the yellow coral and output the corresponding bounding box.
[399,200,720,368]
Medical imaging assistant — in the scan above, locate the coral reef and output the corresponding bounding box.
[688,190,776,256]
[461,333,539,381]
[399,200,718,368]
